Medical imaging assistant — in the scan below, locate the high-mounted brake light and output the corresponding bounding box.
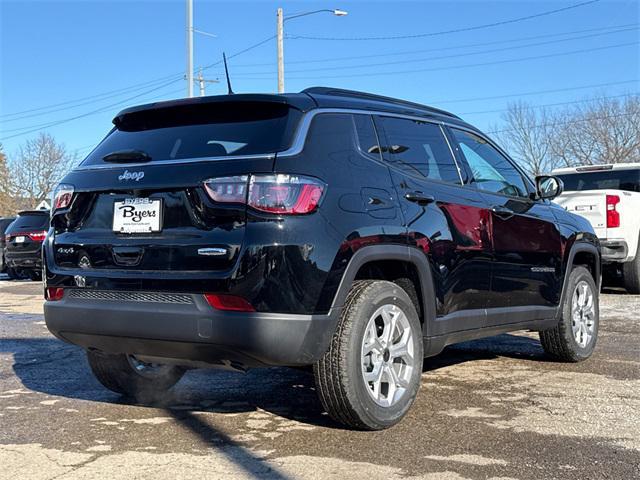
[204,293,255,312]
[203,174,324,215]
[606,194,620,228]
[576,165,614,172]
[52,183,75,212]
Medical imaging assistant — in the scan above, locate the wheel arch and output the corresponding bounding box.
[330,245,436,334]
[559,241,601,318]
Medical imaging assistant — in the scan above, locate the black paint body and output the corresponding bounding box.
[44,89,600,368]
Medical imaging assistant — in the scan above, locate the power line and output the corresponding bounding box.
[459,93,639,116]
[288,0,602,41]
[487,112,638,135]
[279,41,638,80]
[0,79,182,141]
[230,23,637,67]
[0,73,183,120]
[1,75,185,123]
[432,80,639,105]
[199,35,276,73]
[233,26,637,76]
[0,34,275,121]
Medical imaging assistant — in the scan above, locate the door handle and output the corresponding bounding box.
[491,205,514,219]
[405,192,435,206]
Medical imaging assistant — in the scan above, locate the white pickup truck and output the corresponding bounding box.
[553,163,640,292]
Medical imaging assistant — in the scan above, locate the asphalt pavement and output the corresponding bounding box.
[0,277,638,479]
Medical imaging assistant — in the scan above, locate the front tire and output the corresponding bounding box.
[313,280,423,430]
[540,266,599,362]
[87,351,185,401]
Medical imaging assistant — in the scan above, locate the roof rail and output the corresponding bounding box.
[302,86,460,119]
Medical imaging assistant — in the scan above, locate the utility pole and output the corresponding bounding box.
[186,0,194,97]
[276,7,284,94]
[196,68,219,97]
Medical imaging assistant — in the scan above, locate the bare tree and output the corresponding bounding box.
[0,143,16,216]
[495,101,555,176]
[495,95,640,174]
[9,133,75,208]
[549,95,640,166]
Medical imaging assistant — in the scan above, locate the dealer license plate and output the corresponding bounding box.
[113,198,162,234]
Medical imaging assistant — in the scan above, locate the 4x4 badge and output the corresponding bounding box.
[118,170,145,182]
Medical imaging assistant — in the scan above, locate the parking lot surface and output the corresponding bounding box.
[0,277,638,479]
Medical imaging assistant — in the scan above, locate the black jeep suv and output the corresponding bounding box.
[5,210,49,280]
[44,88,600,430]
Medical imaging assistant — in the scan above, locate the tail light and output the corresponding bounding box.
[203,176,248,203]
[606,194,620,228]
[204,293,255,312]
[28,231,47,242]
[52,183,75,212]
[203,174,324,215]
[45,287,64,301]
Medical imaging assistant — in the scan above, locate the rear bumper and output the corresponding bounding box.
[600,239,629,262]
[44,289,339,368]
[5,250,42,270]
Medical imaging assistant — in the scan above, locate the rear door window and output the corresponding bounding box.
[82,102,302,166]
[374,116,462,184]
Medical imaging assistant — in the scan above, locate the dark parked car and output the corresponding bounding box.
[44,88,600,430]
[5,210,49,280]
[0,217,16,276]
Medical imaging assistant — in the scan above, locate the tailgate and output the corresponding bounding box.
[51,158,272,272]
[554,190,607,238]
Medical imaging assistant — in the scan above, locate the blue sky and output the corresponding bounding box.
[1,0,638,160]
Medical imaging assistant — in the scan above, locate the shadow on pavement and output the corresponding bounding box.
[167,409,293,479]
[2,332,547,426]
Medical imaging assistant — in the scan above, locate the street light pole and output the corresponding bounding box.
[276,8,285,94]
[276,8,347,94]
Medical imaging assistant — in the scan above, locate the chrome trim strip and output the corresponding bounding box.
[72,153,276,172]
[198,247,228,256]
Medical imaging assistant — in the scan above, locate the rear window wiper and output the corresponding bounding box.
[102,150,152,163]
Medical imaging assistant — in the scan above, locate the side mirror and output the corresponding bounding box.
[535,175,564,200]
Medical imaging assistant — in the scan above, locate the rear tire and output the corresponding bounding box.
[623,241,640,294]
[313,280,423,430]
[87,351,185,401]
[540,266,598,362]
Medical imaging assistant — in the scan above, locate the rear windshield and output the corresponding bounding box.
[81,102,301,166]
[557,170,640,193]
[7,214,49,232]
